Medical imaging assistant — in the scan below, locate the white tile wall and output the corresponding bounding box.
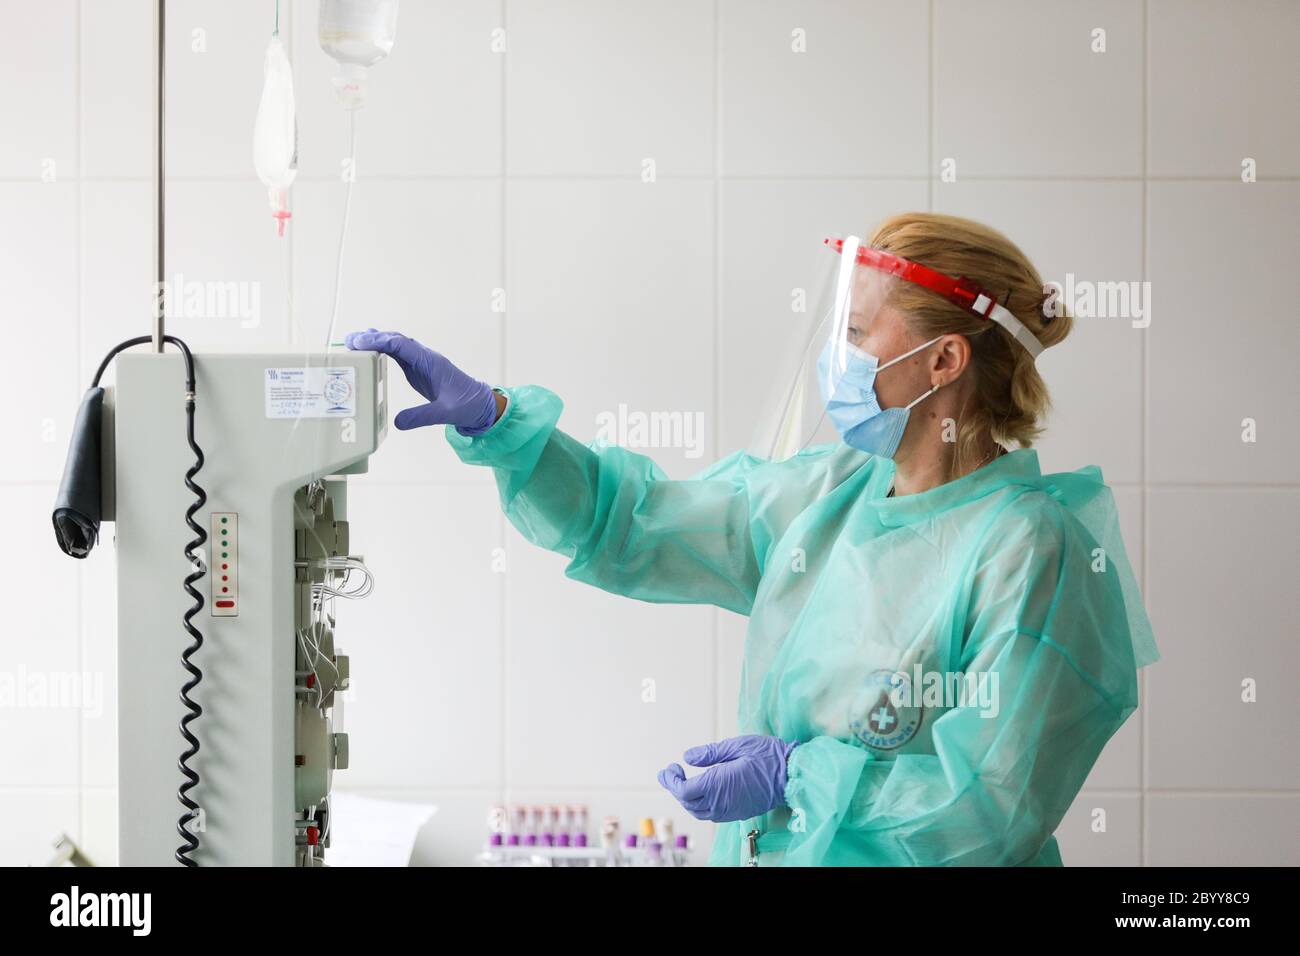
[0,791,81,867]
[718,0,930,177]
[293,0,504,179]
[80,182,155,382]
[507,179,716,477]
[0,184,80,482]
[1146,489,1300,790]
[0,488,81,790]
[934,0,1145,178]
[3,0,1296,867]
[505,543,715,790]
[0,0,79,179]
[1148,0,1300,178]
[165,180,293,344]
[506,0,715,176]
[79,787,119,867]
[1147,182,1300,483]
[164,0,273,179]
[82,0,157,179]
[1146,795,1300,866]
[1055,793,1143,867]
[340,483,505,789]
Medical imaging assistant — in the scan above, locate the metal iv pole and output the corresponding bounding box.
[153,0,166,352]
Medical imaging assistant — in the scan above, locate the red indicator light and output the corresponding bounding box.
[216,600,234,608]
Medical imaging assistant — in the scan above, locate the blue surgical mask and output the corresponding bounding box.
[816,336,942,459]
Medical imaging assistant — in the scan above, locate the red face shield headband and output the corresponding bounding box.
[825,237,1046,359]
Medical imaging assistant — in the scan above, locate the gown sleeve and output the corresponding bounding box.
[780,495,1142,866]
[445,384,852,616]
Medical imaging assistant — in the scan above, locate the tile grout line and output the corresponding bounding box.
[25,174,1300,184]
[251,784,1300,796]
[927,0,935,212]
[21,781,1300,796]
[711,0,722,745]
[1143,789,1300,797]
[286,2,296,345]
[7,478,1300,490]
[1140,0,1150,869]
[74,0,85,852]
[499,0,509,799]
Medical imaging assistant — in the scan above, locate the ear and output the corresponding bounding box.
[931,334,973,387]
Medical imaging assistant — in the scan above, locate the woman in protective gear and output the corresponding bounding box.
[347,212,1158,866]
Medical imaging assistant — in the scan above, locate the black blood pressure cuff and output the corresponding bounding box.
[52,387,105,559]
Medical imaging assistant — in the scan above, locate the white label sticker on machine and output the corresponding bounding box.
[264,366,357,419]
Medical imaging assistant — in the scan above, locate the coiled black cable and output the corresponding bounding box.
[93,335,207,866]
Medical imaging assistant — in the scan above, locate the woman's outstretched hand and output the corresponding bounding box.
[345,328,500,434]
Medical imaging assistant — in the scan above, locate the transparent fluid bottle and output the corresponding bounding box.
[318,0,400,109]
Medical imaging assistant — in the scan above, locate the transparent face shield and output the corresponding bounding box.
[749,236,909,461]
[749,235,1046,462]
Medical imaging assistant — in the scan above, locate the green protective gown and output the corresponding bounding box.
[448,385,1159,867]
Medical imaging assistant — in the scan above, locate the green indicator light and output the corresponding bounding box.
[221,517,228,524]
[222,552,229,558]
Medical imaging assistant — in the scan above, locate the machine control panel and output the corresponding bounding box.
[211,512,239,616]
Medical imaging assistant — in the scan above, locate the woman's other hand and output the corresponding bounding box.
[657,735,800,823]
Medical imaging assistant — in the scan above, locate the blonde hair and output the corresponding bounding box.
[866,212,1072,474]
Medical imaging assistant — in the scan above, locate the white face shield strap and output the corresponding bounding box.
[824,237,1046,361]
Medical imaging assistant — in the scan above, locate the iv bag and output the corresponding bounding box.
[253,36,298,236]
[318,0,400,109]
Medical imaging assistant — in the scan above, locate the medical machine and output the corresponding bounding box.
[55,348,387,866]
[50,1,400,867]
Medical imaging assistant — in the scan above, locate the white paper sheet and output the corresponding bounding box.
[324,791,438,867]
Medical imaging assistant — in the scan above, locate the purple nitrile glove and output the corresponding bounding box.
[657,735,800,823]
[344,328,498,434]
